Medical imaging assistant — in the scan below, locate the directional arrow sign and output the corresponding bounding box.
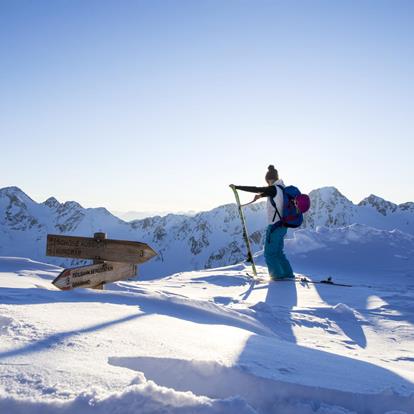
[46,234,157,264]
[52,261,137,290]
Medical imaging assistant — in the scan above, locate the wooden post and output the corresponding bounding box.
[93,232,106,290]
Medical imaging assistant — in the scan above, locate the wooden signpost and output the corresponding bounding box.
[46,234,156,264]
[47,232,157,291]
[52,261,137,290]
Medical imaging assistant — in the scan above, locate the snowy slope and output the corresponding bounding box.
[1,186,414,279]
[285,224,414,280]
[0,243,413,414]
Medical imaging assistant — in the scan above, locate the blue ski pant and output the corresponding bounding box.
[264,225,294,280]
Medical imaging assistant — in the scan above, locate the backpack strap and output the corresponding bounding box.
[267,185,286,242]
[269,185,283,223]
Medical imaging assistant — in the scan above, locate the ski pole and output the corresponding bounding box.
[241,194,263,207]
[230,185,257,277]
[240,200,255,207]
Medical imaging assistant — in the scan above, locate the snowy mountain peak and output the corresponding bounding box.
[0,187,40,231]
[87,206,118,218]
[399,201,414,212]
[62,200,83,210]
[309,186,352,204]
[43,196,60,208]
[358,194,398,215]
[0,185,25,195]
[303,187,355,229]
[0,186,34,204]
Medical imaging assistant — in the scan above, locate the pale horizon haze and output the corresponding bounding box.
[1,1,413,213]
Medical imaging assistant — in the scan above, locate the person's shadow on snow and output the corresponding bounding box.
[250,281,298,343]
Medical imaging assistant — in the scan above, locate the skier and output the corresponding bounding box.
[230,165,294,280]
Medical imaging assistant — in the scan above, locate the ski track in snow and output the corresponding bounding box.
[0,257,413,413]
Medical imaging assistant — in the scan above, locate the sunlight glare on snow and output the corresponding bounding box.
[366,295,389,310]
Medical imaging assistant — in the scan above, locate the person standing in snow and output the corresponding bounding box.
[230,165,294,280]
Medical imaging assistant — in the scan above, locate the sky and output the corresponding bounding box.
[1,0,413,213]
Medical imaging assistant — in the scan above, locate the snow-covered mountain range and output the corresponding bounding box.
[1,186,413,278]
[110,209,198,222]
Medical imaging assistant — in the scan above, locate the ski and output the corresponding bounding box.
[268,275,353,287]
[230,186,257,277]
[297,276,352,287]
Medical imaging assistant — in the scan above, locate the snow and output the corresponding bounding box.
[1,186,414,412]
[1,235,413,414]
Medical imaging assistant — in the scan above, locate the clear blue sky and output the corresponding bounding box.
[1,0,413,212]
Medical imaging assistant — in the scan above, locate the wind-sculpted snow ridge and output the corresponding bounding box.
[0,381,257,414]
[1,185,414,278]
[3,358,412,414]
[108,357,414,414]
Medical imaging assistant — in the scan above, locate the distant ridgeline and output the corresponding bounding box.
[0,186,413,278]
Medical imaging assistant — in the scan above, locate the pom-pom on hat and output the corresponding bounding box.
[296,194,311,213]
